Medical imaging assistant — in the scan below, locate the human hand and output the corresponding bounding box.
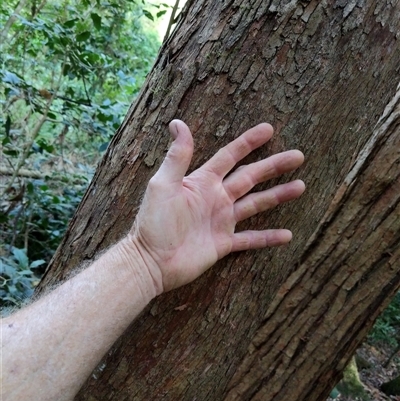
[128,120,305,294]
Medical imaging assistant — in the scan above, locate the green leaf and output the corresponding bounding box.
[36,138,55,153]
[98,142,109,152]
[65,87,75,97]
[64,19,78,28]
[30,260,46,268]
[3,149,19,157]
[83,52,100,66]
[27,182,34,194]
[76,31,91,42]
[27,47,38,57]
[2,136,11,146]
[19,270,34,276]
[2,71,22,86]
[330,387,340,399]
[142,10,154,21]
[12,248,29,269]
[91,13,102,30]
[97,111,113,123]
[156,10,167,18]
[62,64,72,77]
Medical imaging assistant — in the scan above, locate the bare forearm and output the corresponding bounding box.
[1,238,156,401]
[1,120,305,401]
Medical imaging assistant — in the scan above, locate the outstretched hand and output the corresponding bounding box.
[129,120,305,293]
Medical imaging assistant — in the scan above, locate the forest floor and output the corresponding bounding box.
[328,342,399,401]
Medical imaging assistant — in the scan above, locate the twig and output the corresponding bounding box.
[163,0,180,44]
[0,166,88,185]
[0,0,28,45]
[0,166,42,179]
[1,99,55,197]
[1,62,65,198]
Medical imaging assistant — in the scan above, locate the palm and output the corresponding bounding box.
[132,120,305,292]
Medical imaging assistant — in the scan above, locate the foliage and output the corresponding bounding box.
[368,292,400,348]
[1,0,164,160]
[1,177,87,261]
[0,247,44,307]
[336,357,370,401]
[1,0,169,306]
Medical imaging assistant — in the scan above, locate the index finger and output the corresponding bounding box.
[201,123,274,178]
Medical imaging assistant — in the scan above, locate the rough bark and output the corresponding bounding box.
[36,1,400,400]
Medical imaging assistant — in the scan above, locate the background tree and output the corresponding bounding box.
[20,0,400,399]
[0,0,165,306]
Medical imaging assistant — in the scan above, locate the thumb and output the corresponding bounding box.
[157,120,194,183]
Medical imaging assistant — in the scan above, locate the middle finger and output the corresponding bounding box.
[223,150,304,201]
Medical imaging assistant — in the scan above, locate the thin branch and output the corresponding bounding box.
[32,0,48,19]
[0,166,42,179]
[1,63,65,198]
[163,0,180,44]
[80,73,92,106]
[0,166,88,185]
[0,0,28,45]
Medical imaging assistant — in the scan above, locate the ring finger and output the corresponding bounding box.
[234,180,305,222]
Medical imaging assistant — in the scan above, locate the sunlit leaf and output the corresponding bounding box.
[142,9,154,21]
[2,71,22,86]
[157,10,167,18]
[12,248,29,269]
[30,260,46,268]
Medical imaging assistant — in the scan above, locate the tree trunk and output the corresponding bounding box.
[36,1,400,400]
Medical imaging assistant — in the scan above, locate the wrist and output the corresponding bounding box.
[117,235,164,297]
